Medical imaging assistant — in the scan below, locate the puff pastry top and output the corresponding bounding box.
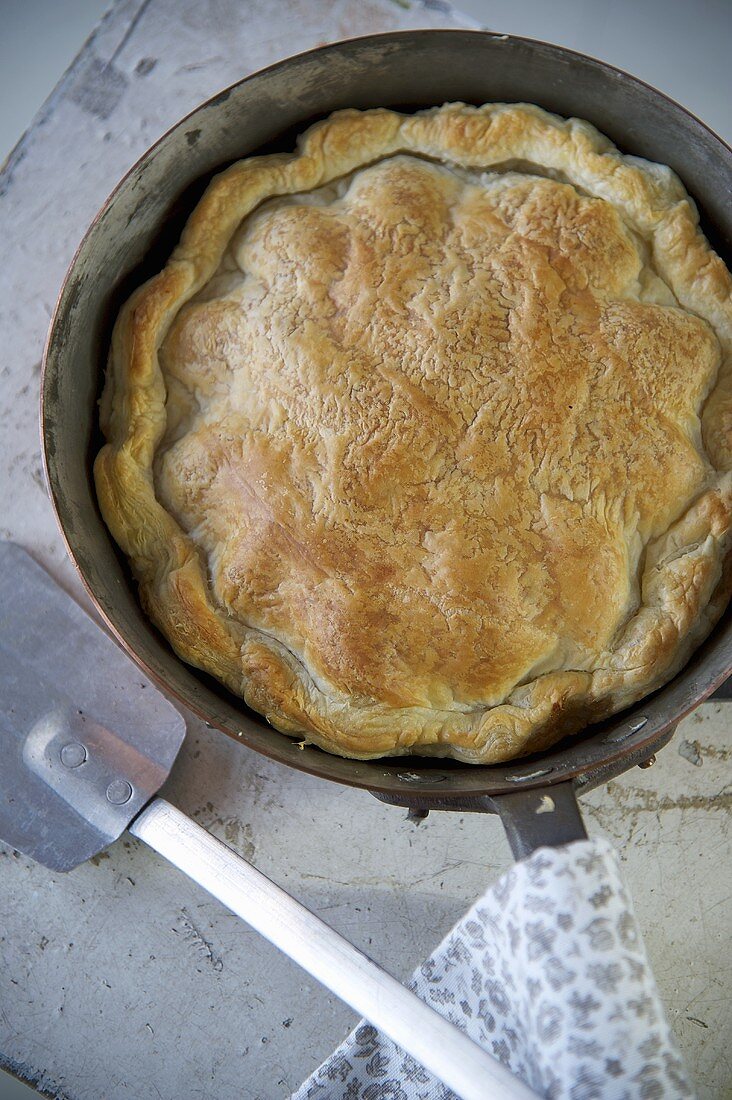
[96,103,732,763]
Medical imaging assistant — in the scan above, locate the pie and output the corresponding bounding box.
[95,103,732,763]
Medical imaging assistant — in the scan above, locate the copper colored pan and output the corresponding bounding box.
[41,31,731,856]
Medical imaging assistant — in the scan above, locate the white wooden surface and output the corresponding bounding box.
[0,2,729,1097]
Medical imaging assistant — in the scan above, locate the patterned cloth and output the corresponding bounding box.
[293,839,693,1100]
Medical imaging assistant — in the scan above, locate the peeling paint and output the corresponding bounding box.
[678,739,703,767]
[173,908,224,973]
[603,779,731,815]
[0,1055,74,1100]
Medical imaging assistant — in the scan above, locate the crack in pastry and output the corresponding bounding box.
[96,103,732,763]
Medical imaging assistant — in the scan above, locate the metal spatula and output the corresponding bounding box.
[0,541,535,1100]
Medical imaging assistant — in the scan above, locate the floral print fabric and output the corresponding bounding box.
[292,839,693,1100]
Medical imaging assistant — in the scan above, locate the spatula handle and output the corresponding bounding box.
[130,798,536,1100]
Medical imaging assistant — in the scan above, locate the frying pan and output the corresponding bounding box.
[41,30,732,861]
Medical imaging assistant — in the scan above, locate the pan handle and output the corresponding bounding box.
[491,782,587,860]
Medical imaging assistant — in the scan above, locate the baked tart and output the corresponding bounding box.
[96,104,732,763]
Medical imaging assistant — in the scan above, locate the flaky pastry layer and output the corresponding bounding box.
[96,103,732,763]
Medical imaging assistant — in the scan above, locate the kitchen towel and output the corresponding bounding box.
[292,837,693,1099]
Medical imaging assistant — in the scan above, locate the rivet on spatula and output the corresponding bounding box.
[60,742,87,768]
[106,779,133,804]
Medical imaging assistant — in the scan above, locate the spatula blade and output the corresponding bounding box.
[0,541,186,870]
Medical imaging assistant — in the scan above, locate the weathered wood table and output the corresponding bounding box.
[0,2,729,1097]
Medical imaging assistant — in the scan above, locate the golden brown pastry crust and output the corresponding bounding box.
[95,103,732,763]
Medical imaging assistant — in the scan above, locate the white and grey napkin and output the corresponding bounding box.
[293,838,693,1100]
